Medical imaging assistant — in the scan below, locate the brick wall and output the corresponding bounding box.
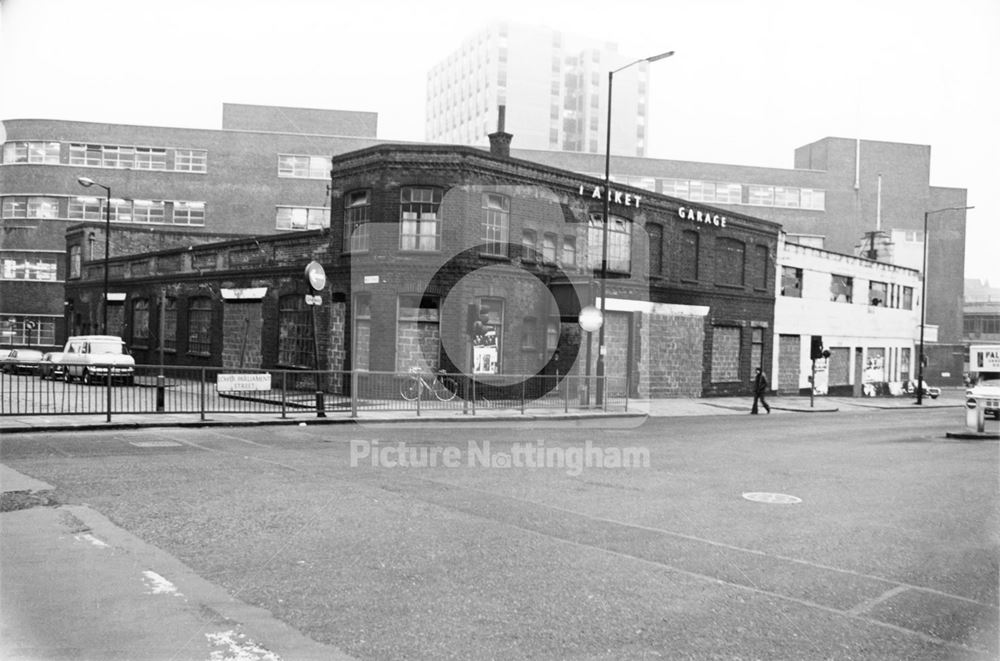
[644,313,705,397]
[711,326,741,382]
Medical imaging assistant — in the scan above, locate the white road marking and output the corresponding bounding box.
[73,533,109,548]
[142,570,182,596]
[206,630,282,661]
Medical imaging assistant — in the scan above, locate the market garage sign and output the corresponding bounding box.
[578,184,643,208]
[679,206,728,228]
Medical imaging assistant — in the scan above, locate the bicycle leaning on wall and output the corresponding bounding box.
[399,366,459,402]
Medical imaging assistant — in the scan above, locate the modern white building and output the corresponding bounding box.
[774,237,924,396]
[425,21,652,157]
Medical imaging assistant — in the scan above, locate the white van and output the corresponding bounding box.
[61,335,136,385]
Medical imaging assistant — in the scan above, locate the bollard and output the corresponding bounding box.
[155,374,166,412]
[966,397,986,433]
[316,390,326,418]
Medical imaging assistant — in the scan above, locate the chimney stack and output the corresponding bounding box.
[488,105,513,158]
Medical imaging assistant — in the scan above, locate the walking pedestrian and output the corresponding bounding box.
[751,367,771,414]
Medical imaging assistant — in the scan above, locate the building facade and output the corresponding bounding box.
[425,22,652,157]
[64,141,781,398]
[774,238,922,395]
[0,104,380,351]
[519,137,969,385]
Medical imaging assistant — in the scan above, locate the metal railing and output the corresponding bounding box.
[1,364,631,421]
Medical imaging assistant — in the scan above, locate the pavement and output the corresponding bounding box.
[0,390,978,434]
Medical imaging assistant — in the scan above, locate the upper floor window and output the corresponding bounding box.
[716,238,745,287]
[680,230,699,281]
[3,141,60,164]
[521,229,538,261]
[542,233,558,264]
[562,236,577,267]
[69,246,81,279]
[278,154,331,179]
[868,280,888,306]
[1,256,58,281]
[647,224,664,276]
[345,190,371,252]
[174,149,207,173]
[781,266,802,297]
[276,206,329,231]
[2,196,59,219]
[134,147,168,170]
[400,187,442,251]
[902,286,914,310]
[754,244,770,290]
[830,274,853,303]
[587,214,631,274]
[172,201,206,225]
[481,193,509,256]
[130,200,166,224]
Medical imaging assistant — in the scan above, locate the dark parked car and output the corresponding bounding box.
[1,349,44,375]
[38,352,66,380]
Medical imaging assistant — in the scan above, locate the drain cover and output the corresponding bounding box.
[742,492,802,504]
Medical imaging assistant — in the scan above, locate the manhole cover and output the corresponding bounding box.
[742,492,802,504]
[129,441,183,448]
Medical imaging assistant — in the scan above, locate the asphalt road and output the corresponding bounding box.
[2,408,997,660]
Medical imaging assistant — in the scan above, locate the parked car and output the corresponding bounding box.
[1,349,44,375]
[38,351,66,380]
[61,335,135,386]
[967,374,1000,420]
[903,379,940,399]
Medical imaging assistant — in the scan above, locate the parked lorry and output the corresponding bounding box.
[967,344,1000,419]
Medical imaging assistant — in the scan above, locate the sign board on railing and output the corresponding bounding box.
[217,373,272,392]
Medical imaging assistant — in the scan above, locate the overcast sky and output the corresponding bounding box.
[1,0,996,283]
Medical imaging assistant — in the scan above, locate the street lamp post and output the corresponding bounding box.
[596,49,674,405]
[915,205,974,404]
[76,177,111,334]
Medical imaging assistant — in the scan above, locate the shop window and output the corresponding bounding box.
[781,266,802,297]
[680,230,699,281]
[345,190,371,252]
[277,295,313,368]
[132,299,150,348]
[830,274,853,303]
[716,238,745,287]
[481,193,509,256]
[400,187,442,251]
[187,297,212,355]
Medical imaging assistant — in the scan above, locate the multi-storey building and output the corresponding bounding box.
[520,137,970,385]
[425,22,652,157]
[64,137,781,398]
[775,237,922,395]
[0,104,379,350]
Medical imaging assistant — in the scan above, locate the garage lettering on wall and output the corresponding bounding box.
[578,184,642,208]
[678,206,727,228]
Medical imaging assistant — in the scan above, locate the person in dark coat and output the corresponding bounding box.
[751,367,770,414]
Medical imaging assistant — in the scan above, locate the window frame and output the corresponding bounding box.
[399,187,443,252]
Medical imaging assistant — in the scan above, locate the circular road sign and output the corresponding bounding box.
[578,305,603,333]
[304,260,326,291]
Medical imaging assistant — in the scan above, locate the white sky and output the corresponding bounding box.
[1,0,996,283]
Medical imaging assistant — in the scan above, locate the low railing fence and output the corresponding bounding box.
[1,364,631,420]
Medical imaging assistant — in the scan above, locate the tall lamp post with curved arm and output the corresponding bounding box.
[76,177,112,334]
[596,49,675,405]
[915,204,974,404]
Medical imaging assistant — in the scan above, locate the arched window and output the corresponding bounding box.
[132,298,150,347]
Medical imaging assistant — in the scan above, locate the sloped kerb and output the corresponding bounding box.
[944,430,1000,440]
